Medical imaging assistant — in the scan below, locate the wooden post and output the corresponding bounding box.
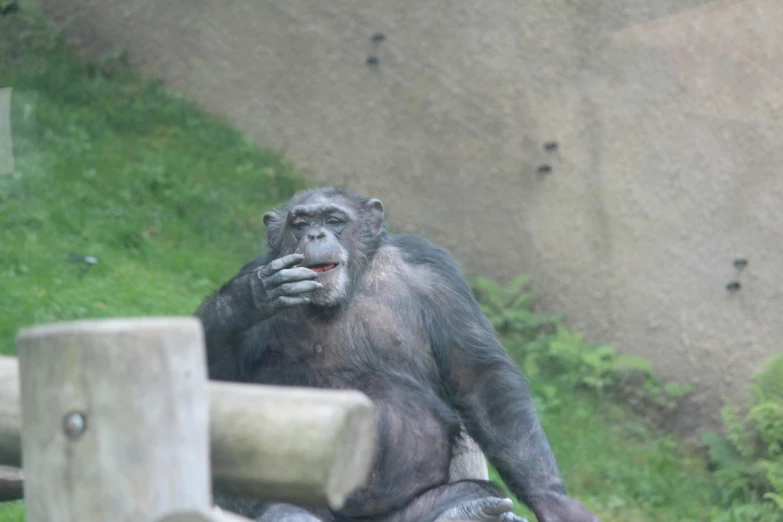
[16,317,212,522]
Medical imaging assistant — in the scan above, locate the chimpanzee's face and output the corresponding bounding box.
[284,197,353,306]
[263,191,385,308]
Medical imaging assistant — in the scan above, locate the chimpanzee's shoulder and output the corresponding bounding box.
[386,234,465,284]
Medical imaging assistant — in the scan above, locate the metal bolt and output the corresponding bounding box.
[63,411,87,439]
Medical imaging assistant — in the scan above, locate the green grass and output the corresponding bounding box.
[0,7,306,355]
[0,7,723,522]
[490,392,721,521]
[0,503,24,522]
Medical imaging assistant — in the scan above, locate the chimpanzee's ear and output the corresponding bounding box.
[263,210,282,248]
[365,199,385,237]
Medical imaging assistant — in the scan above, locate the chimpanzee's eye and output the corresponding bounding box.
[292,221,308,231]
[327,216,344,225]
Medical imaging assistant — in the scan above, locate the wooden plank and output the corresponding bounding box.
[0,465,23,502]
[16,317,212,522]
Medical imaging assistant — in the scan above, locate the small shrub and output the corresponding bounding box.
[470,274,691,414]
[701,354,783,522]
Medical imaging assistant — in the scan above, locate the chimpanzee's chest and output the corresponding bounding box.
[249,296,458,508]
[253,297,438,391]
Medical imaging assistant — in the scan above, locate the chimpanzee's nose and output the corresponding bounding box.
[308,229,326,241]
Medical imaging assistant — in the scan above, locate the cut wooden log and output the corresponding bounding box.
[209,381,376,509]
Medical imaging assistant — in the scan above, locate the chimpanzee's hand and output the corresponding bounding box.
[534,495,599,522]
[249,253,322,319]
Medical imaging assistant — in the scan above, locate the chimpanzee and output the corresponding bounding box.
[195,187,598,522]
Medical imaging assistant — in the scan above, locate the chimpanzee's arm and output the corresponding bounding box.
[195,253,323,381]
[429,287,566,514]
[398,236,596,522]
[194,256,270,377]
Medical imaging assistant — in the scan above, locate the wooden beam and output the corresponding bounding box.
[209,381,376,509]
[0,355,21,468]
[16,317,212,522]
[0,465,23,502]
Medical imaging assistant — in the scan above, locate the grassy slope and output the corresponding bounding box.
[490,394,719,521]
[0,10,305,353]
[0,8,720,522]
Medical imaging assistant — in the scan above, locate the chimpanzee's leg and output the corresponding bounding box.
[217,484,525,522]
[449,430,489,482]
[214,494,333,522]
[378,480,528,522]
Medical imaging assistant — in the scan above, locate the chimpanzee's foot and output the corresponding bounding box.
[374,480,527,522]
[434,497,528,522]
[256,503,325,522]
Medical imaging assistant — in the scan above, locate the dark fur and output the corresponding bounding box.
[196,188,595,522]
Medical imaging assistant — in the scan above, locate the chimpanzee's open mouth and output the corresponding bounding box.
[309,263,339,273]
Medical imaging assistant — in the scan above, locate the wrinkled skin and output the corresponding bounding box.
[197,187,598,522]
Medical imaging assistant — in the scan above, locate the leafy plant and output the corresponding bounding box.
[471,274,721,520]
[470,274,691,413]
[702,354,783,522]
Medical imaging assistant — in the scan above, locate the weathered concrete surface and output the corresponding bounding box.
[37,0,783,431]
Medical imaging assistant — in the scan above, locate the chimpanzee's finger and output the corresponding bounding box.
[264,266,319,288]
[273,280,323,298]
[271,296,311,310]
[260,254,305,277]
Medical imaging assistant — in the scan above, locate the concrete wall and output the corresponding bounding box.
[38,0,783,431]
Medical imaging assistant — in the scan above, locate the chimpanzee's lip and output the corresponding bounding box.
[308,262,339,273]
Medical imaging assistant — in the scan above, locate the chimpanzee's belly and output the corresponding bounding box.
[250,360,460,516]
